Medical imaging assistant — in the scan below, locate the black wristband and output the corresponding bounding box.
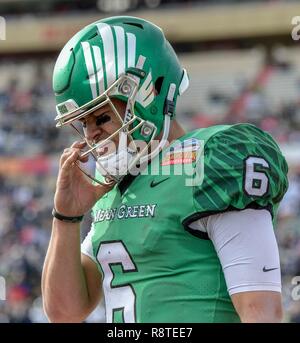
[52,208,84,223]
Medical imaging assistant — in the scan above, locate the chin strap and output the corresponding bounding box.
[140,83,176,164]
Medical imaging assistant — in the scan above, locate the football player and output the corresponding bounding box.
[42,16,288,322]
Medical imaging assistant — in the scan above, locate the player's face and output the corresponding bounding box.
[78,98,126,155]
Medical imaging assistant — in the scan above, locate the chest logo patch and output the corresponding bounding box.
[161,138,200,166]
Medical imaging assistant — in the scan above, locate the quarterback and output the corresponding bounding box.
[42,16,288,322]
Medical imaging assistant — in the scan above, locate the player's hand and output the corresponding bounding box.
[54,141,114,217]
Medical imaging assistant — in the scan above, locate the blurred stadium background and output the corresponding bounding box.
[0,0,300,323]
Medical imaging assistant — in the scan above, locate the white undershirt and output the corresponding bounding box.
[188,208,281,295]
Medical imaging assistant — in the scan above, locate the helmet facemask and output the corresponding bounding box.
[55,73,158,185]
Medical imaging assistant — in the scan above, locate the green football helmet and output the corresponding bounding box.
[53,16,189,183]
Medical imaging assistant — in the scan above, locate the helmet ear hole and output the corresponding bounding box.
[155,76,164,95]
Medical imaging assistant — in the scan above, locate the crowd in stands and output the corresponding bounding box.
[1,0,288,17]
[0,51,299,322]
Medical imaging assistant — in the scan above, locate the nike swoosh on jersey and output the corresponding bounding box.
[262,266,279,272]
[150,177,170,188]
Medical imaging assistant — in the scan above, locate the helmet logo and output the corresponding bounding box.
[81,23,155,109]
[136,71,154,108]
[81,23,137,99]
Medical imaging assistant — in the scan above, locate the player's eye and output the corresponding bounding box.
[79,112,111,129]
[96,113,111,126]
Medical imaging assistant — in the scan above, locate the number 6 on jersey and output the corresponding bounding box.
[244,156,270,197]
[97,241,137,323]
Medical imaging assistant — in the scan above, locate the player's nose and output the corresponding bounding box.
[84,119,103,143]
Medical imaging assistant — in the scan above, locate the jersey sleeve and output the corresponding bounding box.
[192,123,288,219]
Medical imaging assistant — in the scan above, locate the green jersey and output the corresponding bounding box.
[81,123,288,323]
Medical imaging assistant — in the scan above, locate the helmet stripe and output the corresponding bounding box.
[126,32,136,69]
[113,26,126,77]
[97,23,116,88]
[92,45,105,95]
[111,27,119,79]
[81,41,98,99]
